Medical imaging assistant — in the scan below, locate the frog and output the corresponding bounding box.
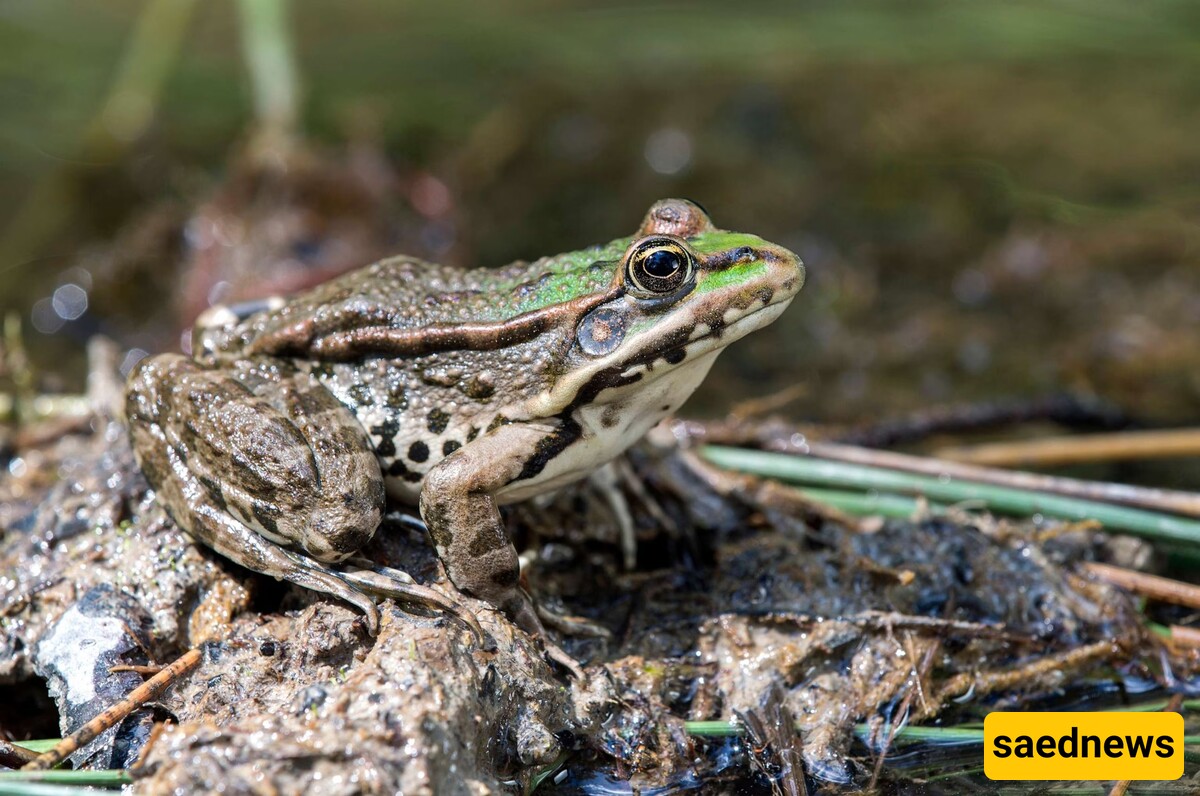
[125,198,803,666]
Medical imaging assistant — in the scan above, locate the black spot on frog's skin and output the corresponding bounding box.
[387,455,424,483]
[600,405,621,429]
[198,473,228,512]
[486,414,511,433]
[427,408,450,434]
[464,374,495,400]
[370,419,400,457]
[664,348,686,365]
[442,439,461,456]
[467,426,480,442]
[371,419,400,440]
[491,567,519,587]
[252,500,280,536]
[386,383,408,410]
[408,440,430,463]
[310,363,336,380]
[468,529,507,557]
[345,382,374,407]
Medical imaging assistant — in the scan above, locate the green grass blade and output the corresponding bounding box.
[6,741,59,754]
[0,769,131,787]
[702,445,1200,546]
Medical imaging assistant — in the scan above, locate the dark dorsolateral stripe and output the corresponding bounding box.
[247,287,623,361]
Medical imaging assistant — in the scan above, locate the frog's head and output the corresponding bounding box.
[552,199,803,411]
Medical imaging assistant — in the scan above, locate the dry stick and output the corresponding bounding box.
[22,647,202,771]
[0,740,39,768]
[803,440,1200,519]
[1167,624,1200,650]
[937,428,1200,469]
[1083,562,1200,612]
[936,641,1115,704]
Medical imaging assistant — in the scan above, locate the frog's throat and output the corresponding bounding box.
[246,285,625,361]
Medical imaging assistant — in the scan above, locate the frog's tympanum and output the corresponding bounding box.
[126,199,803,660]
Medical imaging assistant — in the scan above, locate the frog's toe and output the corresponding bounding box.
[337,561,486,645]
[279,548,382,633]
[500,593,587,678]
[543,639,587,681]
[536,603,612,640]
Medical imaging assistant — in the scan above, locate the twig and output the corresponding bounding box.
[23,647,201,771]
[729,384,808,422]
[741,610,1022,642]
[1165,624,1200,650]
[1084,562,1200,611]
[108,664,164,676]
[0,395,91,426]
[937,640,1116,703]
[938,428,1200,468]
[0,739,39,768]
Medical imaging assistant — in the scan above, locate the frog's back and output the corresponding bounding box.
[202,240,628,362]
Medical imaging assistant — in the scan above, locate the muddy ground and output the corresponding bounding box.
[1,406,1182,794]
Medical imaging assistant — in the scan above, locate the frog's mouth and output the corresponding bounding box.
[551,295,791,423]
[610,287,796,386]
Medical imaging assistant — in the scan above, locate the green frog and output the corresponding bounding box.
[126,199,803,663]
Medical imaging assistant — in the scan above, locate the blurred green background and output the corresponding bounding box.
[3,0,1200,431]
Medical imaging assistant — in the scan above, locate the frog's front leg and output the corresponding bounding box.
[126,354,389,625]
[419,420,567,637]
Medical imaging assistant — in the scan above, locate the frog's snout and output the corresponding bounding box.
[763,243,805,301]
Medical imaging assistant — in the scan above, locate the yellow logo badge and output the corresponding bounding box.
[984,711,1183,781]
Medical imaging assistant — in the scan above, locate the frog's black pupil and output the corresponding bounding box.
[644,249,680,278]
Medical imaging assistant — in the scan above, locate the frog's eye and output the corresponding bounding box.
[625,237,694,296]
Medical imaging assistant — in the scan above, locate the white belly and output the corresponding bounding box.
[494,349,722,504]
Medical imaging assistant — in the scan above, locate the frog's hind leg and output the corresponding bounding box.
[419,420,586,677]
[126,354,394,627]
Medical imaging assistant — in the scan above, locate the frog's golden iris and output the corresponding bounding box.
[625,236,694,296]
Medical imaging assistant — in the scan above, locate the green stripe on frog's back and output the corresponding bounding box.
[242,237,632,361]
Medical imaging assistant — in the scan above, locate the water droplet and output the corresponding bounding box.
[52,283,88,321]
